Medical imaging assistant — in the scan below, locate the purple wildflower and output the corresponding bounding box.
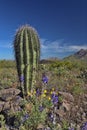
[48,113,54,122]
[42,76,48,84]
[81,122,87,130]
[39,105,44,112]
[51,93,56,98]
[20,75,24,82]
[36,88,41,96]
[22,113,29,123]
[51,94,58,105]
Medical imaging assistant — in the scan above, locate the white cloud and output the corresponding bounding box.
[0,40,13,48]
[41,38,87,52]
[40,39,63,51]
[68,45,87,51]
[0,44,12,48]
[1,39,87,59]
[40,38,87,58]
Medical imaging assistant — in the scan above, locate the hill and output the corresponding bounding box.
[64,49,87,61]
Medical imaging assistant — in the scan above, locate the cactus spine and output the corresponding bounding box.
[14,25,40,97]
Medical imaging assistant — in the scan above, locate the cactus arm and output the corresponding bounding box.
[25,28,33,94]
[20,29,25,96]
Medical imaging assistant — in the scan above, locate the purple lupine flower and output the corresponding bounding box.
[42,75,48,84]
[51,92,56,98]
[20,75,24,82]
[48,113,54,122]
[51,92,58,105]
[53,96,58,104]
[22,113,29,123]
[36,88,41,96]
[81,122,87,130]
[39,105,44,112]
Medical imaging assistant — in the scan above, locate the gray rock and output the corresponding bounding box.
[62,99,71,111]
[0,88,21,101]
[0,101,4,112]
[76,125,80,130]
[59,91,74,102]
[3,102,11,111]
[55,109,66,117]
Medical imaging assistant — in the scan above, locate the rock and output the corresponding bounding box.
[83,101,87,105]
[12,96,23,105]
[37,124,44,129]
[59,91,74,102]
[62,99,71,111]
[71,105,78,113]
[5,125,10,130]
[76,125,81,130]
[0,88,23,129]
[84,94,87,98]
[3,102,11,111]
[0,101,4,112]
[82,112,86,120]
[45,127,51,130]
[56,124,62,130]
[0,88,21,101]
[79,107,83,113]
[1,95,23,113]
[55,109,66,117]
[70,123,76,128]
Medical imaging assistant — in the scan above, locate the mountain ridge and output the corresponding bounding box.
[64,49,87,60]
[40,49,87,63]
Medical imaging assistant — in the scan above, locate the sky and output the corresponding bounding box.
[0,0,87,60]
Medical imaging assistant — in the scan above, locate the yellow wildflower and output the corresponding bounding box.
[42,94,46,97]
[33,90,36,94]
[52,88,55,91]
[50,91,53,94]
[44,89,47,93]
[27,92,32,96]
[48,97,51,100]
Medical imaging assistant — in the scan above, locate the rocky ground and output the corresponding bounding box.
[0,87,87,130]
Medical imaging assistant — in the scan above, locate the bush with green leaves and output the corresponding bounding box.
[13,88,53,130]
[78,69,87,83]
[0,114,6,130]
[0,68,18,89]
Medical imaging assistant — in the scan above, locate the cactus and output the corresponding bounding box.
[13,25,40,97]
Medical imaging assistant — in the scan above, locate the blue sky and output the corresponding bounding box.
[0,0,87,60]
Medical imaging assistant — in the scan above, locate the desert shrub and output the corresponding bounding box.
[78,69,87,83]
[0,68,18,89]
[71,83,84,95]
[0,114,6,130]
[0,60,16,68]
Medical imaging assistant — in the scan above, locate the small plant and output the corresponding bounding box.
[79,69,87,82]
[0,114,6,130]
[62,120,69,130]
[71,84,84,95]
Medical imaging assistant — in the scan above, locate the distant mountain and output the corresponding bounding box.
[40,57,60,64]
[40,49,87,64]
[74,49,87,59]
[64,49,87,60]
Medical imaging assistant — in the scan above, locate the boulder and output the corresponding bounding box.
[55,109,66,117]
[59,91,74,102]
[0,101,4,112]
[62,99,71,111]
[0,88,21,101]
[37,124,44,129]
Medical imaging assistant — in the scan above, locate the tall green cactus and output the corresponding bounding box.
[13,25,40,97]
